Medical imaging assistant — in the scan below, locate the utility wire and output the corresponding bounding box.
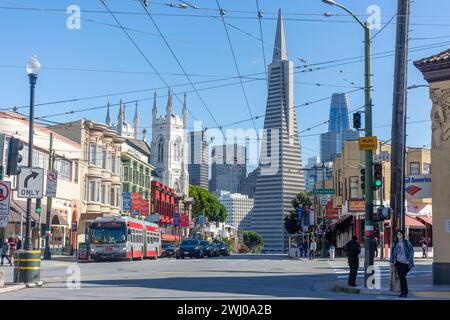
[99,0,197,121]
[137,0,221,129]
[215,0,259,138]
[255,0,268,85]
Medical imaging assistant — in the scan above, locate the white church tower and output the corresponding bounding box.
[150,91,189,196]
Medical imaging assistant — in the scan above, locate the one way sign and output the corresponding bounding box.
[18,167,44,198]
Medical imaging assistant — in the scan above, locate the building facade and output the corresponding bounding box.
[251,10,305,253]
[51,119,124,245]
[320,93,359,163]
[242,167,259,199]
[217,192,254,231]
[0,112,82,252]
[188,130,208,189]
[210,143,246,194]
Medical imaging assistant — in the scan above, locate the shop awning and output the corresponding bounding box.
[406,215,426,228]
[8,200,41,223]
[416,215,432,226]
[329,215,353,231]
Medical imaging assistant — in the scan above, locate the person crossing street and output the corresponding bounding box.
[1,240,12,266]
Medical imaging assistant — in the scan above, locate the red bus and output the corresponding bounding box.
[89,216,161,261]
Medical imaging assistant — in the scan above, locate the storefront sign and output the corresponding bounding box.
[141,198,149,216]
[173,213,180,227]
[146,214,160,223]
[180,214,189,227]
[405,175,432,199]
[348,200,365,212]
[122,192,131,211]
[131,192,142,215]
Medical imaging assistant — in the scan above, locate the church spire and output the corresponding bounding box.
[105,102,111,127]
[273,9,288,62]
[134,102,139,139]
[117,99,124,135]
[166,89,173,115]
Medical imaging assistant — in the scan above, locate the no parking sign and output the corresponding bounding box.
[0,181,11,228]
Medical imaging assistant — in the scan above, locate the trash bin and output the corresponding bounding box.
[13,250,41,283]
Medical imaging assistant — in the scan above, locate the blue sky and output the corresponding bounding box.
[0,0,448,172]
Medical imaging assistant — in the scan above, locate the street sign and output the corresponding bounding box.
[141,198,149,216]
[359,136,378,150]
[17,167,44,198]
[320,196,329,205]
[131,192,141,215]
[0,181,11,222]
[46,170,58,197]
[373,151,390,162]
[313,188,335,195]
[173,213,180,226]
[122,192,131,211]
[199,215,205,225]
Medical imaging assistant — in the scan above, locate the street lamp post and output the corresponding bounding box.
[322,0,374,287]
[14,55,41,284]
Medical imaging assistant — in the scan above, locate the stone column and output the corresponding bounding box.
[415,53,450,284]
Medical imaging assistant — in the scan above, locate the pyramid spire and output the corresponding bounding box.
[105,102,111,127]
[273,9,288,61]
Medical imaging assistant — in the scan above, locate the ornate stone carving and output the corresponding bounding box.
[430,88,450,148]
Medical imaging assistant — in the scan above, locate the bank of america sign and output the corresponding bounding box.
[405,175,431,199]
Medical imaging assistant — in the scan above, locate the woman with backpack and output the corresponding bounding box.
[390,230,414,298]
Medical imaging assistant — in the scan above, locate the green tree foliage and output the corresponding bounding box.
[189,185,227,222]
[243,231,264,253]
[284,192,313,234]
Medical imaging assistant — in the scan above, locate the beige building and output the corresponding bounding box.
[326,139,432,255]
[0,112,81,252]
[51,119,125,246]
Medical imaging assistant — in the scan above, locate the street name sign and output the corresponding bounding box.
[359,136,378,150]
[373,151,390,162]
[320,196,329,205]
[0,181,11,227]
[17,167,44,198]
[46,170,58,197]
[313,188,335,195]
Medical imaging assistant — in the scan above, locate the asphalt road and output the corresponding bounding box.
[0,255,434,300]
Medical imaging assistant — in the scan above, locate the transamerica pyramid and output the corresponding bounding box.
[251,9,305,253]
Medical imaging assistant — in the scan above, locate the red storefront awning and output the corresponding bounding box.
[384,215,426,228]
[416,215,432,225]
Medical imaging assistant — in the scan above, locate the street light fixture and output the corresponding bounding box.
[320,0,375,288]
[16,55,42,284]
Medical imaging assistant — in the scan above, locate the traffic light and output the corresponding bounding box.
[6,137,23,176]
[35,198,42,215]
[353,112,361,130]
[360,168,366,196]
[373,162,383,189]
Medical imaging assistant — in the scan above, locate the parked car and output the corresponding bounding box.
[215,241,230,256]
[176,239,204,259]
[200,240,216,257]
[161,243,177,258]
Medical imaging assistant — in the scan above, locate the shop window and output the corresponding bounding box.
[410,162,420,175]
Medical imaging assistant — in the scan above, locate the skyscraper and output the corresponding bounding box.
[210,144,246,194]
[188,130,209,189]
[251,10,305,253]
[320,93,359,162]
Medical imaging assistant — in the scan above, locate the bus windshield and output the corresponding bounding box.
[91,227,127,244]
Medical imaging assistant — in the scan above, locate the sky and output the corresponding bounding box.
[0,0,448,173]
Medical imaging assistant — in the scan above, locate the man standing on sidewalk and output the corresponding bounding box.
[345,236,361,287]
[309,237,317,260]
[1,240,12,266]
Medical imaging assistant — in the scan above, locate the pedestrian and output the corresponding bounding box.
[303,241,308,257]
[16,236,22,251]
[297,241,304,258]
[344,236,361,287]
[7,234,16,263]
[373,236,379,258]
[329,243,336,261]
[390,230,414,298]
[309,238,317,260]
[1,241,12,266]
[421,239,427,258]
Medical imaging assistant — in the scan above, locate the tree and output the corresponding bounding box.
[284,192,313,234]
[243,231,264,253]
[189,185,227,222]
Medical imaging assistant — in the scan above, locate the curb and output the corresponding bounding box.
[334,282,399,296]
[0,284,27,294]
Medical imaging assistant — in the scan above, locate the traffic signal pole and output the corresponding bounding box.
[43,133,53,260]
[363,22,375,288]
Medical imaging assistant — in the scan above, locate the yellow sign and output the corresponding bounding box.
[348,200,366,212]
[359,136,377,150]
